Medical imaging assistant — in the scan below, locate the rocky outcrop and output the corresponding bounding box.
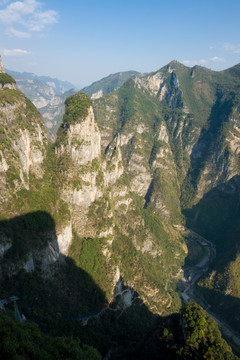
[91,89,103,99]
[134,71,164,95]
[13,125,45,180]
[56,106,101,165]
[0,87,47,197]
[64,173,100,208]
[128,152,152,196]
[0,221,73,279]
[0,83,16,90]
[103,135,124,186]
[0,56,5,73]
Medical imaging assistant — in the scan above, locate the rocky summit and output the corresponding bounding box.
[0,59,240,359]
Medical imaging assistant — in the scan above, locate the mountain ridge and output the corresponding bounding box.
[1,59,240,358]
[81,70,141,99]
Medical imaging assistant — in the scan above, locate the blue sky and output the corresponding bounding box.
[0,0,240,88]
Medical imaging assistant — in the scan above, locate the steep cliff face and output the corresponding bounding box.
[0,85,48,201]
[0,56,4,73]
[0,68,73,277]
[1,61,240,358]
[52,91,185,312]
[56,106,101,165]
[93,62,240,325]
[2,60,240,334]
[96,61,240,210]
[0,217,73,279]
[95,74,183,224]
[55,93,102,220]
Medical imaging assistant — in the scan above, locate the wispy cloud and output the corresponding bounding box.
[222,43,240,54]
[0,0,58,37]
[210,43,240,54]
[6,26,31,37]
[183,59,207,66]
[210,56,226,63]
[2,48,31,56]
[183,56,227,67]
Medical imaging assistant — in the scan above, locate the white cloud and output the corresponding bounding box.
[222,43,240,54]
[183,59,208,66]
[210,56,226,63]
[3,48,30,56]
[199,59,207,65]
[28,9,58,31]
[0,0,58,37]
[6,26,31,37]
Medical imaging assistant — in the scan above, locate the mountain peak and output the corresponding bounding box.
[169,59,181,65]
[168,59,187,67]
[162,60,188,72]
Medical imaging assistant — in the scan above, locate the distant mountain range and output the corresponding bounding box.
[7,69,77,140]
[7,69,76,95]
[81,70,141,99]
[8,69,142,140]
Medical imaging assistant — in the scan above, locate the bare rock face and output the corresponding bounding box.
[56,106,101,165]
[13,125,45,180]
[103,134,124,186]
[56,105,104,214]
[134,72,164,95]
[0,83,16,90]
[0,97,47,198]
[0,56,5,73]
[0,221,73,279]
[128,152,152,196]
[64,173,100,208]
[91,89,103,99]
[0,57,16,90]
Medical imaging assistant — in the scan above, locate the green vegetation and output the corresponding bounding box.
[82,70,140,98]
[1,63,240,359]
[0,88,22,104]
[63,92,92,126]
[129,301,238,359]
[0,315,101,360]
[0,73,16,85]
[110,194,185,314]
[56,92,92,145]
[69,233,112,298]
[181,302,238,359]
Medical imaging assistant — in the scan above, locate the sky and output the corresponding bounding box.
[0,0,240,88]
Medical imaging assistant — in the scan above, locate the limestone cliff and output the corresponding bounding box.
[2,60,240,323]
[92,61,240,318]
[0,56,4,73]
[0,85,48,200]
[0,66,72,277]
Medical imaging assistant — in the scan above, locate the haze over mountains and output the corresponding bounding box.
[8,69,142,140]
[1,56,240,359]
[6,69,77,140]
